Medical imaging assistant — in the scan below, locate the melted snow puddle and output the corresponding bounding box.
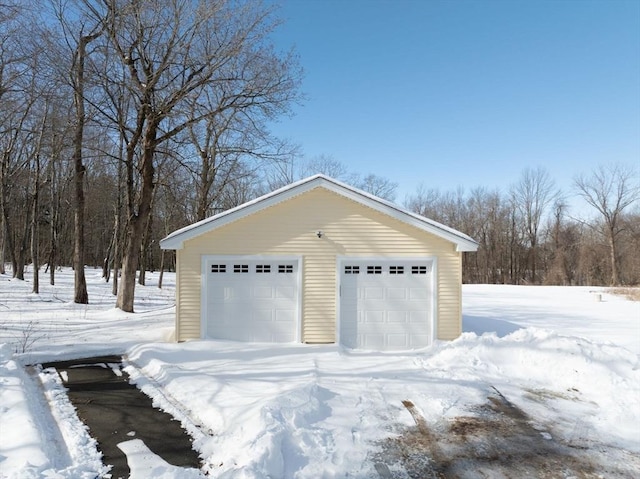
[117,439,203,479]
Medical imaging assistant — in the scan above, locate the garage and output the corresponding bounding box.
[161,175,478,347]
[340,259,434,350]
[203,256,300,342]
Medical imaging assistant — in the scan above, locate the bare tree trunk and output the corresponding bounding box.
[16,204,30,281]
[48,152,59,286]
[117,127,156,312]
[1,151,18,278]
[103,222,116,282]
[111,135,125,295]
[0,219,4,275]
[0,177,5,275]
[31,163,41,294]
[530,239,537,284]
[138,191,156,286]
[158,249,165,289]
[112,211,123,296]
[607,227,619,286]
[30,106,49,294]
[118,231,140,311]
[3,209,18,278]
[31,185,39,294]
[138,215,150,286]
[71,33,99,304]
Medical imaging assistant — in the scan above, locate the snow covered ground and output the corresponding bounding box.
[0,268,639,478]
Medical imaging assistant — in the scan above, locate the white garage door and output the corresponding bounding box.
[340,259,434,350]
[204,257,300,342]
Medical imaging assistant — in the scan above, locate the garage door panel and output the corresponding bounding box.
[364,287,384,300]
[205,258,299,343]
[276,286,296,299]
[252,308,274,322]
[340,259,434,351]
[387,334,410,349]
[410,310,428,323]
[409,287,429,300]
[275,309,295,322]
[362,334,385,349]
[387,311,409,323]
[387,288,407,300]
[411,334,430,348]
[363,310,384,323]
[251,286,273,299]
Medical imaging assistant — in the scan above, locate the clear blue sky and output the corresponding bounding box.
[269,0,640,206]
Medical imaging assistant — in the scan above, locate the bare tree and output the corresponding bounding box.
[86,0,301,312]
[574,163,640,285]
[185,96,297,221]
[45,106,70,286]
[29,100,51,294]
[300,155,352,181]
[511,167,557,283]
[0,1,26,275]
[43,0,107,302]
[71,30,103,303]
[0,49,37,279]
[354,173,398,202]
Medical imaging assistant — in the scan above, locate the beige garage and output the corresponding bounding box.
[160,175,478,350]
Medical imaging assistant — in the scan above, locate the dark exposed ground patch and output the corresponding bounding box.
[40,356,201,479]
[372,389,640,479]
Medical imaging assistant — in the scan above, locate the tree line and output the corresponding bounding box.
[405,164,639,286]
[1,2,638,313]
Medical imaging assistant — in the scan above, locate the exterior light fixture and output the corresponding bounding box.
[317,231,323,238]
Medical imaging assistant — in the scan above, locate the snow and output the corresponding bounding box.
[117,440,202,479]
[1,268,639,478]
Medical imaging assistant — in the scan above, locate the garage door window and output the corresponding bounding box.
[412,265,429,274]
[211,264,226,273]
[367,265,382,274]
[389,266,404,274]
[344,265,360,274]
[256,264,271,273]
[234,264,249,273]
[279,265,294,273]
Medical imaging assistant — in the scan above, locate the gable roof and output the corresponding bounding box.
[160,174,479,252]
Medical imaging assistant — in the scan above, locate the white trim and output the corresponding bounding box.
[161,175,479,252]
[200,254,303,343]
[336,256,438,350]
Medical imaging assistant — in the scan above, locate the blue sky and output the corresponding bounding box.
[269,0,640,206]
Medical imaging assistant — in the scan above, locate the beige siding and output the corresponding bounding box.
[176,187,462,343]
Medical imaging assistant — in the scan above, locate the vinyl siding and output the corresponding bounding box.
[175,187,462,343]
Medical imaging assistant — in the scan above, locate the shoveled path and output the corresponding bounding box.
[41,356,201,479]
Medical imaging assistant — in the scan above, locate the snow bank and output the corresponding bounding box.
[117,439,202,479]
[0,344,51,478]
[463,284,640,354]
[421,328,640,449]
